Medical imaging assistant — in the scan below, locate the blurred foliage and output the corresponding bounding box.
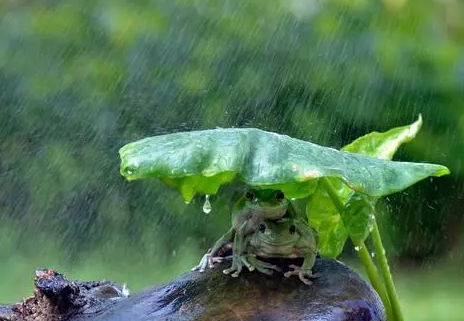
[0,0,463,312]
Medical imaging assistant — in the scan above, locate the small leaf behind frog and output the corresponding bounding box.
[344,194,375,243]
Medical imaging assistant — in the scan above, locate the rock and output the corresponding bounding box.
[75,257,386,321]
[1,259,385,321]
[0,305,14,321]
[2,269,128,321]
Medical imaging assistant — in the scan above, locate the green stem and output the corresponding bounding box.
[372,220,404,321]
[319,178,395,321]
[354,240,393,315]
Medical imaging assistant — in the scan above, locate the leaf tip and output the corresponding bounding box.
[180,186,196,204]
[436,166,451,176]
[119,163,137,180]
[417,113,423,123]
[412,114,423,132]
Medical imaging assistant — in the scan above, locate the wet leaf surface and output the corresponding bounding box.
[119,127,448,202]
[307,116,446,257]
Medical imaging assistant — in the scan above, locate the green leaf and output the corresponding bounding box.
[119,127,449,202]
[344,194,375,243]
[307,116,449,258]
[317,216,349,258]
[306,180,351,257]
[342,114,423,159]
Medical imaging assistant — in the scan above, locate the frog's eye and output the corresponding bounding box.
[259,223,266,233]
[289,224,297,234]
[275,190,285,200]
[245,191,255,200]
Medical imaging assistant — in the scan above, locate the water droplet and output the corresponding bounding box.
[122,284,130,297]
[184,200,191,205]
[354,246,362,252]
[203,195,212,214]
[172,250,177,256]
[371,252,375,258]
[291,198,296,201]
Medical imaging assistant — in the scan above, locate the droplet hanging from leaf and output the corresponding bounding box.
[203,195,212,214]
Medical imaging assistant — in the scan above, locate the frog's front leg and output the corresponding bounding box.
[192,227,234,272]
[283,251,321,285]
[223,221,254,277]
[246,255,282,275]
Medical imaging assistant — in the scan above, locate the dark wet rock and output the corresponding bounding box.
[1,259,385,321]
[0,305,14,321]
[76,258,386,321]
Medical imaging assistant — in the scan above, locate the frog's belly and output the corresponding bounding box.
[253,244,306,258]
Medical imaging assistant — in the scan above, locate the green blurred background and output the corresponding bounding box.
[0,0,463,319]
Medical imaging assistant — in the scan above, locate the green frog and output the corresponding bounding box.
[245,217,320,285]
[192,189,296,276]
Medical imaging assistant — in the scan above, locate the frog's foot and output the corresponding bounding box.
[191,253,224,272]
[222,255,255,277]
[246,256,282,275]
[283,264,321,285]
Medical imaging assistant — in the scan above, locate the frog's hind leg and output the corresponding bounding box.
[192,227,234,272]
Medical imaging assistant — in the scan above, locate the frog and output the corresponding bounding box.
[244,217,320,285]
[192,188,297,277]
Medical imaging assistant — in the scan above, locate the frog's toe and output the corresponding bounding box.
[284,264,318,285]
[298,273,313,285]
[286,264,318,277]
[223,254,255,276]
[311,272,322,278]
[192,253,225,272]
[208,256,224,269]
[247,256,281,275]
[240,256,255,272]
[254,266,274,276]
[283,270,293,278]
[223,257,242,276]
[223,264,242,277]
[222,266,234,275]
[231,266,243,278]
[191,254,209,272]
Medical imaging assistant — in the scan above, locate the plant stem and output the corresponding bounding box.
[319,178,395,321]
[353,239,393,317]
[371,220,404,321]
